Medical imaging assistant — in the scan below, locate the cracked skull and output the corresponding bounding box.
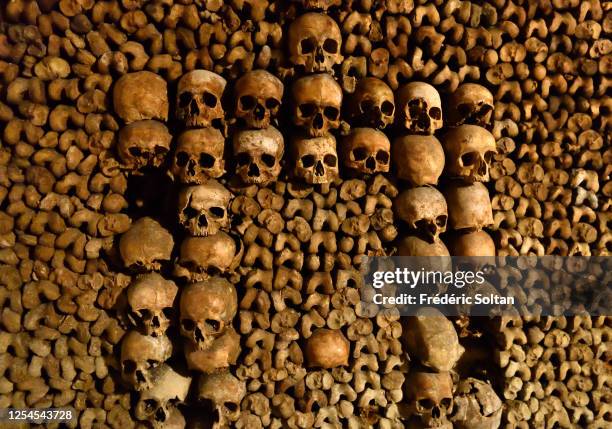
[179,277,238,350]
[288,12,343,73]
[396,82,443,134]
[174,232,240,282]
[341,128,390,174]
[234,70,283,129]
[346,77,395,129]
[177,180,231,236]
[176,70,226,128]
[184,327,240,373]
[444,182,494,231]
[127,273,178,337]
[119,217,174,272]
[113,71,169,124]
[442,125,497,182]
[233,126,284,185]
[394,187,448,241]
[406,371,454,429]
[447,83,494,127]
[198,372,246,428]
[118,120,172,172]
[292,134,339,184]
[392,135,445,186]
[451,377,502,429]
[171,128,225,184]
[292,73,342,137]
[120,331,172,390]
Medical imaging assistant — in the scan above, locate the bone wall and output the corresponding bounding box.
[0,1,610,429]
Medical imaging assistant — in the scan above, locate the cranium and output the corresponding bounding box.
[198,372,246,428]
[291,134,339,184]
[117,120,172,172]
[113,71,168,123]
[394,187,447,241]
[341,128,390,174]
[397,236,450,257]
[234,70,283,129]
[451,378,502,429]
[177,181,232,236]
[442,125,497,182]
[171,128,225,184]
[346,77,395,129]
[447,230,496,257]
[292,0,341,10]
[174,232,240,282]
[120,330,172,390]
[134,364,192,424]
[127,273,178,337]
[176,70,226,128]
[447,83,494,127]
[179,277,238,350]
[392,135,445,186]
[402,307,464,372]
[233,126,284,186]
[305,328,350,369]
[292,73,342,137]
[288,13,343,73]
[396,82,443,134]
[119,217,174,272]
[184,327,240,373]
[443,182,493,231]
[406,371,454,429]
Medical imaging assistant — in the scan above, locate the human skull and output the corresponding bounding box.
[305,328,350,369]
[198,372,246,428]
[288,13,343,73]
[402,307,464,372]
[184,327,240,373]
[406,371,454,429]
[394,187,447,241]
[392,135,445,186]
[397,236,450,258]
[174,232,240,282]
[442,125,497,182]
[447,230,496,257]
[291,134,339,184]
[396,82,443,134]
[292,0,341,10]
[117,120,172,172]
[134,364,192,424]
[451,378,502,429]
[447,83,494,128]
[443,182,493,231]
[119,217,174,272]
[113,71,168,123]
[292,73,342,137]
[171,128,225,184]
[177,181,232,236]
[341,128,390,174]
[127,273,178,337]
[177,70,226,128]
[346,77,395,129]
[233,126,284,185]
[179,277,238,350]
[120,330,173,390]
[234,70,283,129]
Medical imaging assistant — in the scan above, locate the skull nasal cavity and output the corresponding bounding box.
[248,163,260,177]
[315,160,325,176]
[366,157,376,170]
[313,113,324,129]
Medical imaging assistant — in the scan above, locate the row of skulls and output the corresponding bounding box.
[112,69,498,188]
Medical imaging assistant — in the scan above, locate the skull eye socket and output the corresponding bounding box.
[376,150,389,164]
[236,153,251,166]
[381,100,394,116]
[144,399,158,413]
[360,99,373,113]
[352,147,368,161]
[224,402,239,412]
[176,151,189,167]
[324,106,339,120]
[209,206,225,218]
[323,154,337,167]
[440,398,452,409]
[436,215,447,227]
[417,399,435,411]
[179,92,193,108]
[323,38,338,54]
[429,107,442,120]
[301,154,315,167]
[300,37,316,54]
[199,153,215,168]
[128,147,142,157]
[484,150,495,163]
[205,319,221,332]
[123,359,136,373]
[461,152,477,166]
[265,97,280,109]
[203,91,218,107]
[162,307,174,318]
[261,154,276,167]
[239,95,256,110]
[299,103,316,117]
[181,319,195,331]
